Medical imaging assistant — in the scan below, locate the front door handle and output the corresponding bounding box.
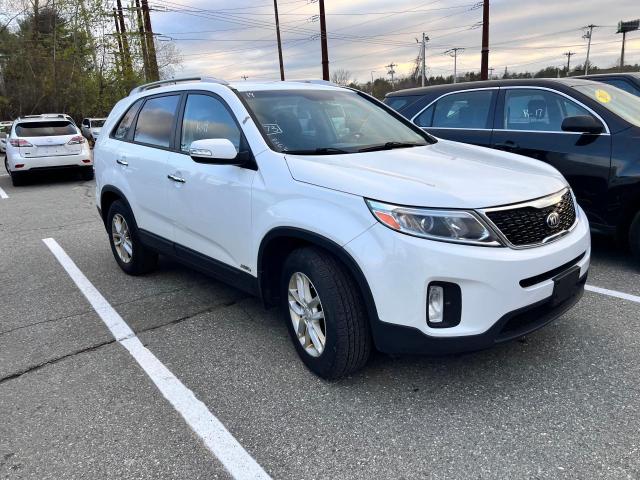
[116,158,128,166]
[167,174,186,183]
[494,141,519,150]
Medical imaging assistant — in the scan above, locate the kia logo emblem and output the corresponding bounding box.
[546,212,560,228]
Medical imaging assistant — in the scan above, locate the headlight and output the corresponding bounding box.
[365,199,502,246]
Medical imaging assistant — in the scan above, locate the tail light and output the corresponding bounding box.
[10,139,33,147]
[68,136,86,145]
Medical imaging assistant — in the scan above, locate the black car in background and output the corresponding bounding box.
[576,72,640,97]
[384,78,640,259]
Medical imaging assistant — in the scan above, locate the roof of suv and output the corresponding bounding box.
[128,77,347,98]
[385,77,603,97]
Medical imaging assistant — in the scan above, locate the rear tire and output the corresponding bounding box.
[9,171,26,186]
[81,169,94,181]
[281,247,371,379]
[106,200,158,275]
[629,211,640,262]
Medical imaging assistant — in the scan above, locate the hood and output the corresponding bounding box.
[284,139,568,209]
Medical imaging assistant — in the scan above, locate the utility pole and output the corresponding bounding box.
[480,0,489,80]
[445,48,464,83]
[241,75,248,80]
[583,24,597,75]
[112,8,124,75]
[370,71,376,94]
[564,51,575,76]
[421,33,429,86]
[319,0,329,80]
[386,63,397,85]
[141,0,159,81]
[273,0,285,80]
[488,66,494,79]
[115,0,132,75]
[135,0,150,81]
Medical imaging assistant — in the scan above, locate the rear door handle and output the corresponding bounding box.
[167,174,186,183]
[494,141,519,150]
[116,158,128,166]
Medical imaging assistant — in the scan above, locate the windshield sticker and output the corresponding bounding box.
[595,89,612,103]
[262,123,283,135]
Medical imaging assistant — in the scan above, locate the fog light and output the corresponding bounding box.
[428,285,444,324]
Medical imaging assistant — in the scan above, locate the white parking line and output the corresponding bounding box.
[42,238,272,480]
[0,186,8,199]
[586,284,640,304]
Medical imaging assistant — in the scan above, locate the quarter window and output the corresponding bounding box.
[420,90,494,129]
[503,89,597,132]
[113,99,143,140]
[180,94,241,153]
[134,95,180,148]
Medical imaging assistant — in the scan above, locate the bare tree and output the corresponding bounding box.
[330,68,351,85]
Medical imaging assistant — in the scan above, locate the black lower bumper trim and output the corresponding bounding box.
[371,271,587,355]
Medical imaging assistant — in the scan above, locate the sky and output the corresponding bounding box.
[148,0,640,83]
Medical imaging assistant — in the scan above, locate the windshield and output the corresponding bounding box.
[572,84,640,127]
[15,121,77,137]
[91,119,105,128]
[240,89,430,154]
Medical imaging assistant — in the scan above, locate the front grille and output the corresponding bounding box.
[485,190,576,247]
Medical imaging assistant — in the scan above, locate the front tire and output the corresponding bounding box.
[106,200,158,275]
[281,247,371,379]
[629,211,640,262]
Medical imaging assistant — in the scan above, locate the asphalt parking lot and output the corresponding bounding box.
[1,171,640,480]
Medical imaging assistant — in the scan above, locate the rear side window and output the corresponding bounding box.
[15,121,76,137]
[428,90,495,129]
[180,94,241,152]
[385,95,421,112]
[114,99,143,140]
[134,95,180,148]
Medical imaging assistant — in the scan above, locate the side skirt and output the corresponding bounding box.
[137,229,259,297]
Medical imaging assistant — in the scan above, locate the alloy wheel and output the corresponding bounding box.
[111,213,133,264]
[288,272,326,357]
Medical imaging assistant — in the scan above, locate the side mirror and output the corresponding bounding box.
[189,138,242,165]
[561,115,603,134]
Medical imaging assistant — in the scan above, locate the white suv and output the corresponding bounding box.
[5,115,93,186]
[94,77,590,379]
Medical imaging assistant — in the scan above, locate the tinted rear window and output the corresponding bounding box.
[15,121,76,137]
[134,95,180,148]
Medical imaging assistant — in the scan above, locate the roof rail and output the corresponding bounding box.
[129,76,229,96]
[289,79,338,86]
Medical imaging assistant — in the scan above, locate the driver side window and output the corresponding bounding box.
[180,94,241,153]
[503,89,598,132]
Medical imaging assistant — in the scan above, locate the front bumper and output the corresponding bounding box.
[345,205,591,354]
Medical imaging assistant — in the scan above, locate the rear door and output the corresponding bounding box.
[114,93,181,240]
[411,88,497,147]
[491,86,612,224]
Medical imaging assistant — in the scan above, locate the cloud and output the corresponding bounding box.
[151,0,640,82]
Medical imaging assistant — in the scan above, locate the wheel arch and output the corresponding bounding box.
[100,185,134,227]
[257,227,379,323]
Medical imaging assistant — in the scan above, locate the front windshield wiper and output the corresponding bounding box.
[358,141,423,153]
[284,147,351,155]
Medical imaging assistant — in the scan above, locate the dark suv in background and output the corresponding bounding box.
[385,78,640,260]
[577,72,640,97]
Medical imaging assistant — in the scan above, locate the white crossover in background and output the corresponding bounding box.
[5,114,93,186]
[94,77,590,379]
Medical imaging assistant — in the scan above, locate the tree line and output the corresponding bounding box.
[332,63,640,100]
[0,0,181,122]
